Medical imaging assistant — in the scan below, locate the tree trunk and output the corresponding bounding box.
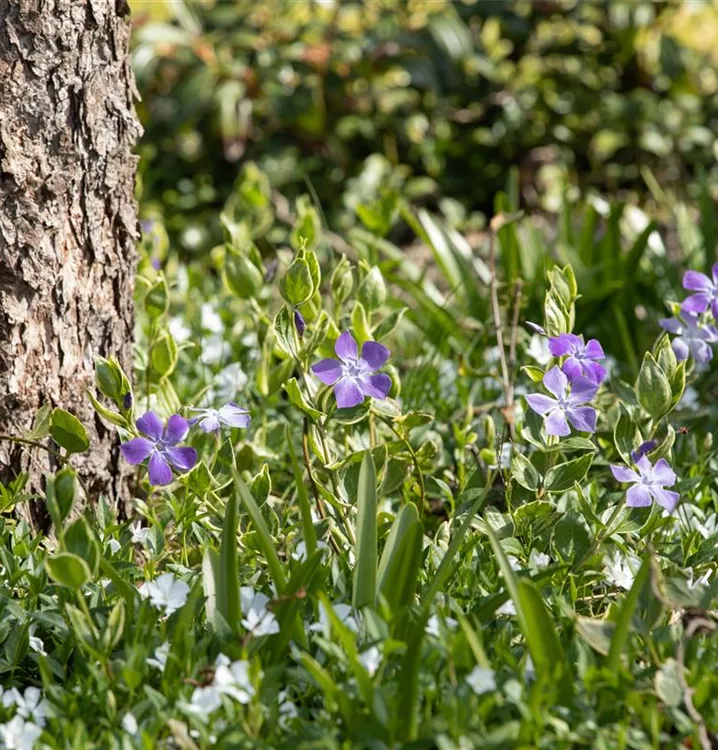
[0,0,141,527]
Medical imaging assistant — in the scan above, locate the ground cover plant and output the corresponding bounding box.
[1,161,718,749]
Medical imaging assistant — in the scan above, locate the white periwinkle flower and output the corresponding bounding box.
[425,614,458,638]
[603,552,640,591]
[213,660,255,704]
[147,641,170,671]
[529,549,550,570]
[6,688,47,727]
[0,716,43,750]
[130,521,151,546]
[121,713,138,735]
[310,603,360,635]
[466,666,497,695]
[141,573,189,616]
[240,587,280,637]
[359,646,382,677]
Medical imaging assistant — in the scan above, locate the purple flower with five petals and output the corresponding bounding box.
[311,331,391,409]
[682,264,718,319]
[610,456,679,512]
[660,313,718,364]
[121,412,197,486]
[525,366,598,437]
[548,333,606,384]
[188,403,251,434]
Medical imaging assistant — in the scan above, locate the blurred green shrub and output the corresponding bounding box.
[131,0,718,253]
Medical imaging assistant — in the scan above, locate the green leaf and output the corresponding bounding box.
[486,523,573,702]
[352,451,378,609]
[511,450,541,492]
[50,409,89,454]
[217,490,240,631]
[635,352,671,420]
[63,517,100,576]
[45,553,92,589]
[145,274,169,318]
[283,378,322,421]
[26,404,52,441]
[223,246,264,299]
[373,307,407,341]
[575,616,615,656]
[521,365,545,383]
[46,467,76,529]
[606,554,652,671]
[357,267,387,312]
[233,470,286,594]
[281,258,314,306]
[614,408,640,465]
[543,453,593,493]
[377,503,422,613]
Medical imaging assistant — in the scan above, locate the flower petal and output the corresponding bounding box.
[357,373,391,400]
[543,366,568,400]
[548,334,579,357]
[672,337,690,361]
[166,447,197,473]
[312,358,343,385]
[360,341,390,371]
[218,403,251,428]
[199,415,221,433]
[120,437,155,465]
[652,458,676,487]
[650,488,679,513]
[661,317,685,335]
[625,484,652,507]
[334,331,358,362]
[610,464,639,483]
[566,406,596,433]
[682,293,710,315]
[584,339,604,359]
[545,409,570,437]
[683,270,712,292]
[334,377,364,409]
[561,357,583,382]
[691,339,713,364]
[148,452,173,486]
[582,360,606,384]
[568,376,598,405]
[525,393,557,416]
[137,411,164,441]
[164,414,190,445]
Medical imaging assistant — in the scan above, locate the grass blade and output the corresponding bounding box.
[352,451,377,609]
[377,503,422,613]
[486,523,573,702]
[286,425,317,559]
[606,553,652,672]
[217,488,240,629]
[233,469,287,594]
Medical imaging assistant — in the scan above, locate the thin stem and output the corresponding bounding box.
[572,497,627,574]
[0,435,66,463]
[488,232,515,449]
[378,414,426,515]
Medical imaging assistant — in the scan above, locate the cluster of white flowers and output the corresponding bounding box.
[0,687,49,750]
[180,655,256,720]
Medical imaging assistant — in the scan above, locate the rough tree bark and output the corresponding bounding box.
[0,0,141,526]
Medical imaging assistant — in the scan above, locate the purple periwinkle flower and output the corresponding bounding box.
[294,309,306,338]
[548,333,606,384]
[660,312,717,364]
[525,322,547,336]
[630,440,657,463]
[682,264,718,319]
[188,403,251,434]
[525,366,598,437]
[311,331,391,409]
[610,456,679,512]
[121,411,197,486]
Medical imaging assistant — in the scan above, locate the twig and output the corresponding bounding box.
[0,435,65,463]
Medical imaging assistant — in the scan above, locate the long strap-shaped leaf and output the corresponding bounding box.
[606,553,652,672]
[217,488,240,629]
[486,523,573,703]
[352,451,377,609]
[233,469,287,595]
[286,425,317,559]
[377,502,422,613]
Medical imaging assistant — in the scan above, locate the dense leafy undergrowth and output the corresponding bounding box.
[2,177,718,749]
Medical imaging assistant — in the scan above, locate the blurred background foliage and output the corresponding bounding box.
[129,0,718,382]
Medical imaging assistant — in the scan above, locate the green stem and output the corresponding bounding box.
[378,414,426,516]
[572,497,627,574]
[0,435,66,463]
